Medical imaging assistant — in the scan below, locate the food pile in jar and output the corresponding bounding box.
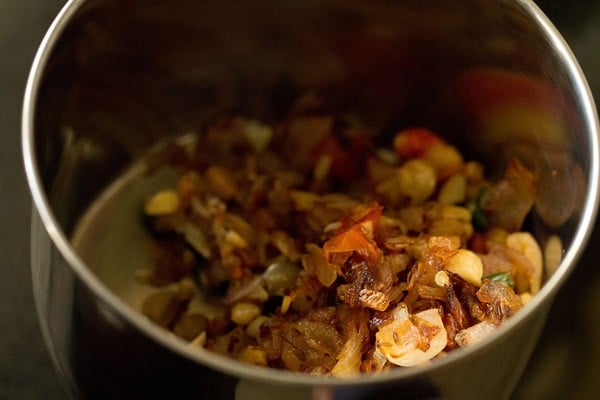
[137,96,556,376]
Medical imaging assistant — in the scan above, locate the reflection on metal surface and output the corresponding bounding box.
[512,1,600,398]
[30,210,78,399]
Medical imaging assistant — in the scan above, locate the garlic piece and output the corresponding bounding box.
[230,302,261,326]
[397,159,437,204]
[144,190,179,216]
[423,143,463,179]
[238,345,268,366]
[438,174,467,205]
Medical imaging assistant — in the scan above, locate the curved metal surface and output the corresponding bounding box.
[22,0,599,399]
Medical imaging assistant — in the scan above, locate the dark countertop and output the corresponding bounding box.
[1,1,599,399]
[0,2,66,399]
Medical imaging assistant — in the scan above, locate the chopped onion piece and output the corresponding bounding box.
[455,320,496,348]
[183,222,211,258]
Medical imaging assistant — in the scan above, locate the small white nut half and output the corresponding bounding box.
[543,235,563,278]
[376,304,447,367]
[446,249,483,287]
[506,232,543,294]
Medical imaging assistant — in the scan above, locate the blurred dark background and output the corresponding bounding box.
[0,1,598,399]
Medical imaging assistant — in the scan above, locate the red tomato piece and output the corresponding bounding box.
[313,133,370,180]
[323,224,381,265]
[393,128,444,159]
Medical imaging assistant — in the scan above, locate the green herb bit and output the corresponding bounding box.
[485,271,515,288]
[470,187,490,231]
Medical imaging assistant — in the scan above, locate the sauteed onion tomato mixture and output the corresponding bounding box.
[137,97,557,376]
